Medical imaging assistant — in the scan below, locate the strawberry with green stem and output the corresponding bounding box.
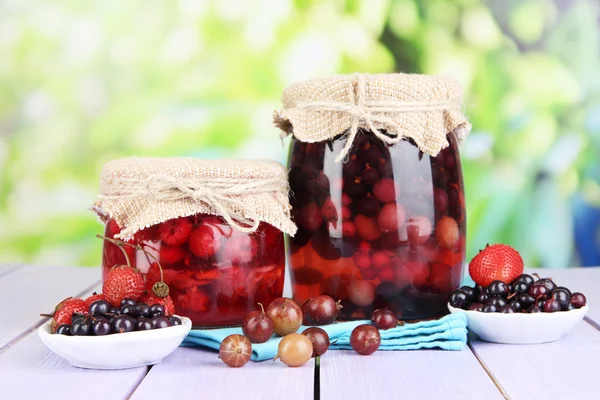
[97,234,171,299]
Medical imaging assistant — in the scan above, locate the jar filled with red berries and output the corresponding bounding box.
[274,73,471,321]
[93,157,297,327]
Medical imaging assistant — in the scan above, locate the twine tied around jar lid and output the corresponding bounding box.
[274,73,472,161]
[93,157,297,239]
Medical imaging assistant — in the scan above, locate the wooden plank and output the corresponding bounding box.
[0,330,147,400]
[0,265,100,350]
[130,347,314,400]
[528,268,600,325]
[320,349,503,400]
[470,321,600,399]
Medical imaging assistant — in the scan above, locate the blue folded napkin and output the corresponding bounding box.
[182,312,467,361]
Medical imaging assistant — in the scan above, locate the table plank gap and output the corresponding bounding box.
[314,356,320,400]
[470,321,600,399]
[584,316,600,332]
[0,264,23,278]
[0,280,102,355]
[123,365,152,400]
[0,265,101,349]
[467,342,511,400]
[129,347,314,400]
[320,349,503,400]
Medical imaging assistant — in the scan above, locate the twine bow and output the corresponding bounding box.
[101,174,287,233]
[283,73,462,162]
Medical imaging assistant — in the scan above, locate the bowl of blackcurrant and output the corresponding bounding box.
[448,274,588,344]
[38,299,192,370]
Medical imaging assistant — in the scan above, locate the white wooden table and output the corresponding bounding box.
[0,264,598,400]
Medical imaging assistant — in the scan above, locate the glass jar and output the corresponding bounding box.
[102,215,285,327]
[287,130,466,321]
[94,157,297,328]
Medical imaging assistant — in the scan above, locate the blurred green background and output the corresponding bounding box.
[1,0,599,268]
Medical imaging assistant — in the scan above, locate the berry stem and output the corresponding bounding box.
[258,302,265,314]
[97,234,164,282]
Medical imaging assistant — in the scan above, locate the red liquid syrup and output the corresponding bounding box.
[287,131,466,321]
[102,215,285,327]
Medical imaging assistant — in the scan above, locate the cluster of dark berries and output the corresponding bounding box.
[450,274,587,314]
[55,298,182,336]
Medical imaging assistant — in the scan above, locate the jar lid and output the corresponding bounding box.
[93,157,297,239]
[273,73,471,162]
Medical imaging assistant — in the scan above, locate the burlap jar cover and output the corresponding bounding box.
[273,73,471,160]
[92,157,297,239]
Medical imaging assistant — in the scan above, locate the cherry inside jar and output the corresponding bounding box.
[102,215,285,327]
[287,130,466,321]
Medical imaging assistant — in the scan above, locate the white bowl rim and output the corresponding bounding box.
[448,303,589,317]
[38,314,192,339]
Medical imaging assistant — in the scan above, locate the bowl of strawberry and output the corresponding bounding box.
[447,244,589,344]
[38,245,191,370]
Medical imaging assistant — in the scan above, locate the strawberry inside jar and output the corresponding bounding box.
[275,73,471,321]
[94,157,297,327]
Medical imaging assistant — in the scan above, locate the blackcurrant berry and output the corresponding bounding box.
[543,298,562,313]
[513,274,534,287]
[551,289,570,309]
[92,320,111,335]
[56,324,71,335]
[89,300,111,315]
[499,305,515,313]
[537,278,557,293]
[486,296,507,308]
[517,294,536,308]
[71,320,91,336]
[571,293,587,308]
[511,281,529,295]
[529,284,548,298]
[149,304,166,317]
[459,286,477,302]
[449,290,469,309]
[121,305,136,316]
[487,281,509,297]
[121,298,137,307]
[135,318,154,331]
[169,316,182,326]
[135,303,151,318]
[151,316,173,329]
[481,304,497,313]
[112,315,135,333]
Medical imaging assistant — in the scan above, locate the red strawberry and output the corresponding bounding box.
[103,265,146,306]
[189,223,223,258]
[469,244,524,287]
[160,217,193,247]
[160,245,187,265]
[50,297,87,333]
[140,292,175,316]
[83,292,106,308]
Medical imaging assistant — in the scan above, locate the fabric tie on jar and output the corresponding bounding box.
[93,157,297,239]
[274,73,472,162]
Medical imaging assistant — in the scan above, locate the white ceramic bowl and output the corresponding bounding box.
[38,315,191,369]
[448,304,588,344]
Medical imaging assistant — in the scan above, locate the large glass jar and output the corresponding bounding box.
[93,157,297,328]
[102,215,285,327]
[287,130,466,321]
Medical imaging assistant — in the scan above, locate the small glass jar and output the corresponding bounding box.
[102,215,285,327]
[275,73,470,321]
[94,157,296,327]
